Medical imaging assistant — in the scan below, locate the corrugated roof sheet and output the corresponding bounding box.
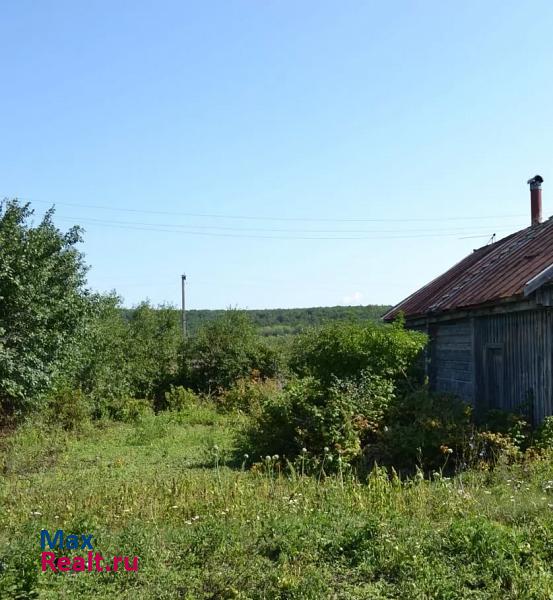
[384,218,553,321]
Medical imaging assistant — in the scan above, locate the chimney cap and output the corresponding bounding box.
[528,174,544,188]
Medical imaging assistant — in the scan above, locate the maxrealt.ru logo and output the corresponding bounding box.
[40,530,138,573]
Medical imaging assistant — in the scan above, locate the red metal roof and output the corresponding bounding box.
[384,218,553,321]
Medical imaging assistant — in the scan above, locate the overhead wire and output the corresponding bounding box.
[7,195,527,224]
[53,214,527,236]
[54,216,519,241]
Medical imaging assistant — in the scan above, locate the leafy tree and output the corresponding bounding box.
[0,200,89,418]
[181,310,279,393]
[126,302,182,401]
[289,320,427,386]
[57,293,133,415]
[60,297,182,414]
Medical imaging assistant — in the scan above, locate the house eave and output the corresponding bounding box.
[398,294,553,328]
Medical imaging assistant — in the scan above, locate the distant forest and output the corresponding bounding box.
[121,304,390,337]
[183,305,391,336]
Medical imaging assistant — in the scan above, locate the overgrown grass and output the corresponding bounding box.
[2,406,553,598]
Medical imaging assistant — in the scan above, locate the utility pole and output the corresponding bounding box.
[181,273,187,339]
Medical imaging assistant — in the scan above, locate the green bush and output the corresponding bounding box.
[290,319,427,386]
[471,430,522,467]
[534,416,553,450]
[45,385,91,432]
[59,294,133,416]
[106,396,154,423]
[240,372,394,466]
[218,376,282,414]
[181,310,280,394]
[479,408,531,447]
[238,319,428,471]
[59,296,183,416]
[376,389,473,472]
[160,385,200,412]
[126,302,182,402]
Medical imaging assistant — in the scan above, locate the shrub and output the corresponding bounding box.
[59,293,133,417]
[106,397,154,423]
[126,302,182,402]
[59,297,183,416]
[479,408,531,449]
[534,416,553,450]
[376,389,472,472]
[218,376,282,414]
[160,386,200,412]
[466,409,530,467]
[181,310,280,394]
[45,385,91,432]
[289,319,427,387]
[240,372,394,466]
[472,430,522,467]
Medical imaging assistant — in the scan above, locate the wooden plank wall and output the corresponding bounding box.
[430,320,475,403]
[474,309,553,423]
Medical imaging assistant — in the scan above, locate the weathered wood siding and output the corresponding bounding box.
[409,302,553,422]
[430,320,474,403]
[474,309,553,423]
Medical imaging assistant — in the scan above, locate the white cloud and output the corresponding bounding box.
[342,291,363,305]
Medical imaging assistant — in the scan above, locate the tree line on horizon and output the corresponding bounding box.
[121,305,391,337]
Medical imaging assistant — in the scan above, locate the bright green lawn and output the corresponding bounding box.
[2,405,553,599]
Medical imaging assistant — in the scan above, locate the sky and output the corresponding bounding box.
[1,1,553,310]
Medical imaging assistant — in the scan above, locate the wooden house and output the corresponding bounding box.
[383,175,553,423]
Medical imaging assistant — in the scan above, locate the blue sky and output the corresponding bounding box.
[1,1,553,309]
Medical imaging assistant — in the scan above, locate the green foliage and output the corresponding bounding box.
[126,302,182,401]
[218,376,282,414]
[290,320,427,386]
[479,409,531,449]
[472,430,523,467]
[59,293,133,413]
[149,304,391,337]
[44,385,91,432]
[106,397,154,423]
[59,297,182,416]
[0,200,89,418]
[377,389,473,472]
[181,309,280,393]
[240,321,427,469]
[535,416,553,450]
[241,373,395,466]
[160,385,200,412]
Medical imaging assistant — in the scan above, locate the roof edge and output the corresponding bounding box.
[524,263,553,297]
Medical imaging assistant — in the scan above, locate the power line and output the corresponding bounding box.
[8,195,527,224]
[54,213,526,235]
[55,216,515,241]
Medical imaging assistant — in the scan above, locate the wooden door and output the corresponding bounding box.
[485,345,504,410]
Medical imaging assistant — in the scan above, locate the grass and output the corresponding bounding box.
[2,405,553,599]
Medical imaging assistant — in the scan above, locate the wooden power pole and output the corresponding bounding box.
[181,273,187,338]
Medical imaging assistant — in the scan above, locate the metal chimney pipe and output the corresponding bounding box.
[527,175,544,226]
